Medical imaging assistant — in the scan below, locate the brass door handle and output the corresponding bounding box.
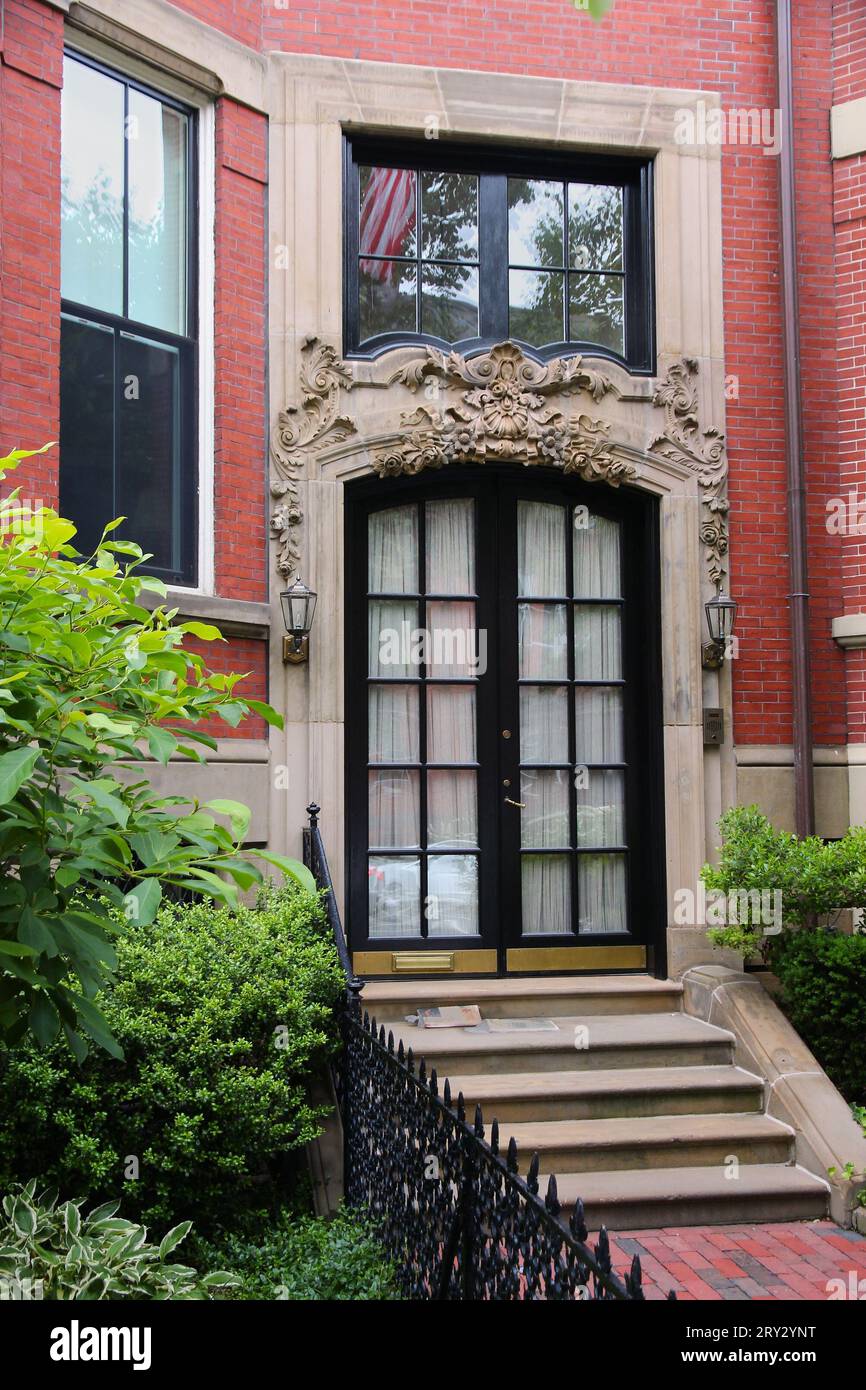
[504,797,526,808]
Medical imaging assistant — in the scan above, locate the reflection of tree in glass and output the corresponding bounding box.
[508,180,624,349]
[62,172,175,314]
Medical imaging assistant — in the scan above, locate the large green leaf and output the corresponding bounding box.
[123,879,162,926]
[0,746,39,806]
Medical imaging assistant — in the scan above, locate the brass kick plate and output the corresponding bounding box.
[506,945,646,972]
[353,949,498,976]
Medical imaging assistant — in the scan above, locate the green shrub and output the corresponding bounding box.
[769,929,866,1107]
[0,884,344,1232]
[0,446,310,1058]
[190,1207,400,1301]
[0,1180,238,1300]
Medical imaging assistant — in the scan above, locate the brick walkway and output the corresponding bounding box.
[601,1222,866,1300]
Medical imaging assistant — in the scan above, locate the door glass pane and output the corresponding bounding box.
[575,770,625,847]
[368,505,418,592]
[61,58,124,315]
[573,513,621,596]
[427,686,476,763]
[509,270,565,345]
[369,770,420,847]
[520,769,570,848]
[421,172,478,261]
[128,92,188,335]
[426,601,478,677]
[522,856,571,936]
[568,184,623,272]
[426,499,474,594]
[428,856,479,937]
[519,686,568,762]
[116,333,181,574]
[368,600,418,677]
[518,502,566,596]
[508,179,564,266]
[369,856,420,938]
[578,855,627,933]
[369,686,419,763]
[518,603,568,678]
[59,316,115,557]
[427,771,478,848]
[575,687,624,763]
[574,605,622,680]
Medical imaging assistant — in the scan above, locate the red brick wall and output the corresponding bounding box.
[834,0,866,741]
[213,99,269,606]
[0,0,63,503]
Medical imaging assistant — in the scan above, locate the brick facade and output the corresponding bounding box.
[1,0,864,770]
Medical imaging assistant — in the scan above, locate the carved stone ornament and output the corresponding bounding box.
[269,336,358,577]
[269,338,728,584]
[649,357,729,585]
[371,342,637,487]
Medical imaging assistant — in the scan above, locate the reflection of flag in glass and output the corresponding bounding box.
[360,167,416,283]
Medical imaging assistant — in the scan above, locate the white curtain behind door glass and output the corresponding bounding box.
[519,686,568,762]
[428,855,479,936]
[575,769,625,847]
[369,686,418,762]
[518,603,568,678]
[427,685,476,762]
[369,855,420,938]
[426,499,474,593]
[518,502,567,595]
[573,513,621,596]
[369,769,420,847]
[368,504,418,592]
[522,856,571,935]
[520,769,570,847]
[574,605,621,680]
[578,854,627,933]
[574,687,624,763]
[428,770,478,848]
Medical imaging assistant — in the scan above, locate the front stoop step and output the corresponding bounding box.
[546,1165,830,1232]
[386,1012,735,1075]
[501,1112,795,1174]
[362,975,683,1021]
[447,1065,765,1121]
[357,974,830,1230]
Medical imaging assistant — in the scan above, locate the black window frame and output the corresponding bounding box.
[343,135,655,374]
[60,47,199,588]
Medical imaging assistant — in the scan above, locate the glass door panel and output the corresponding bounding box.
[365,497,481,940]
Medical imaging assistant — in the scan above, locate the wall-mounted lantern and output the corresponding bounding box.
[280,575,317,665]
[702,588,738,670]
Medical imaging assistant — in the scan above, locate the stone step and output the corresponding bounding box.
[501,1112,794,1173]
[544,1164,829,1231]
[361,973,682,1022]
[386,1011,735,1075]
[446,1065,764,1122]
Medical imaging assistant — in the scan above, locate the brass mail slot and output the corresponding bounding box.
[353,949,498,976]
[393,951,454,973]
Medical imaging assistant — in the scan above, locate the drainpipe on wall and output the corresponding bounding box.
[776,0,816,837]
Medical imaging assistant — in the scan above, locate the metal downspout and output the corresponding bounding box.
[776,0,815,836]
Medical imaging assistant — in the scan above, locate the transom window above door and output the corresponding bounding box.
[343,137,654,371]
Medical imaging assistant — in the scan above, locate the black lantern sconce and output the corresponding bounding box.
[702,587,738,670]
[280,575,317,665]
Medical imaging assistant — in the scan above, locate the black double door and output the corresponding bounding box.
[345,467,665,976]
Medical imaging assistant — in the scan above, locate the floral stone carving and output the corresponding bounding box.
[371,341,637,486]
[269,336,358,577]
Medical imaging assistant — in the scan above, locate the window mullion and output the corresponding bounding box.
[479,172,508,340]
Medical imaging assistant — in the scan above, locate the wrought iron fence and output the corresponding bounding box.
[303,803,661,1302]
